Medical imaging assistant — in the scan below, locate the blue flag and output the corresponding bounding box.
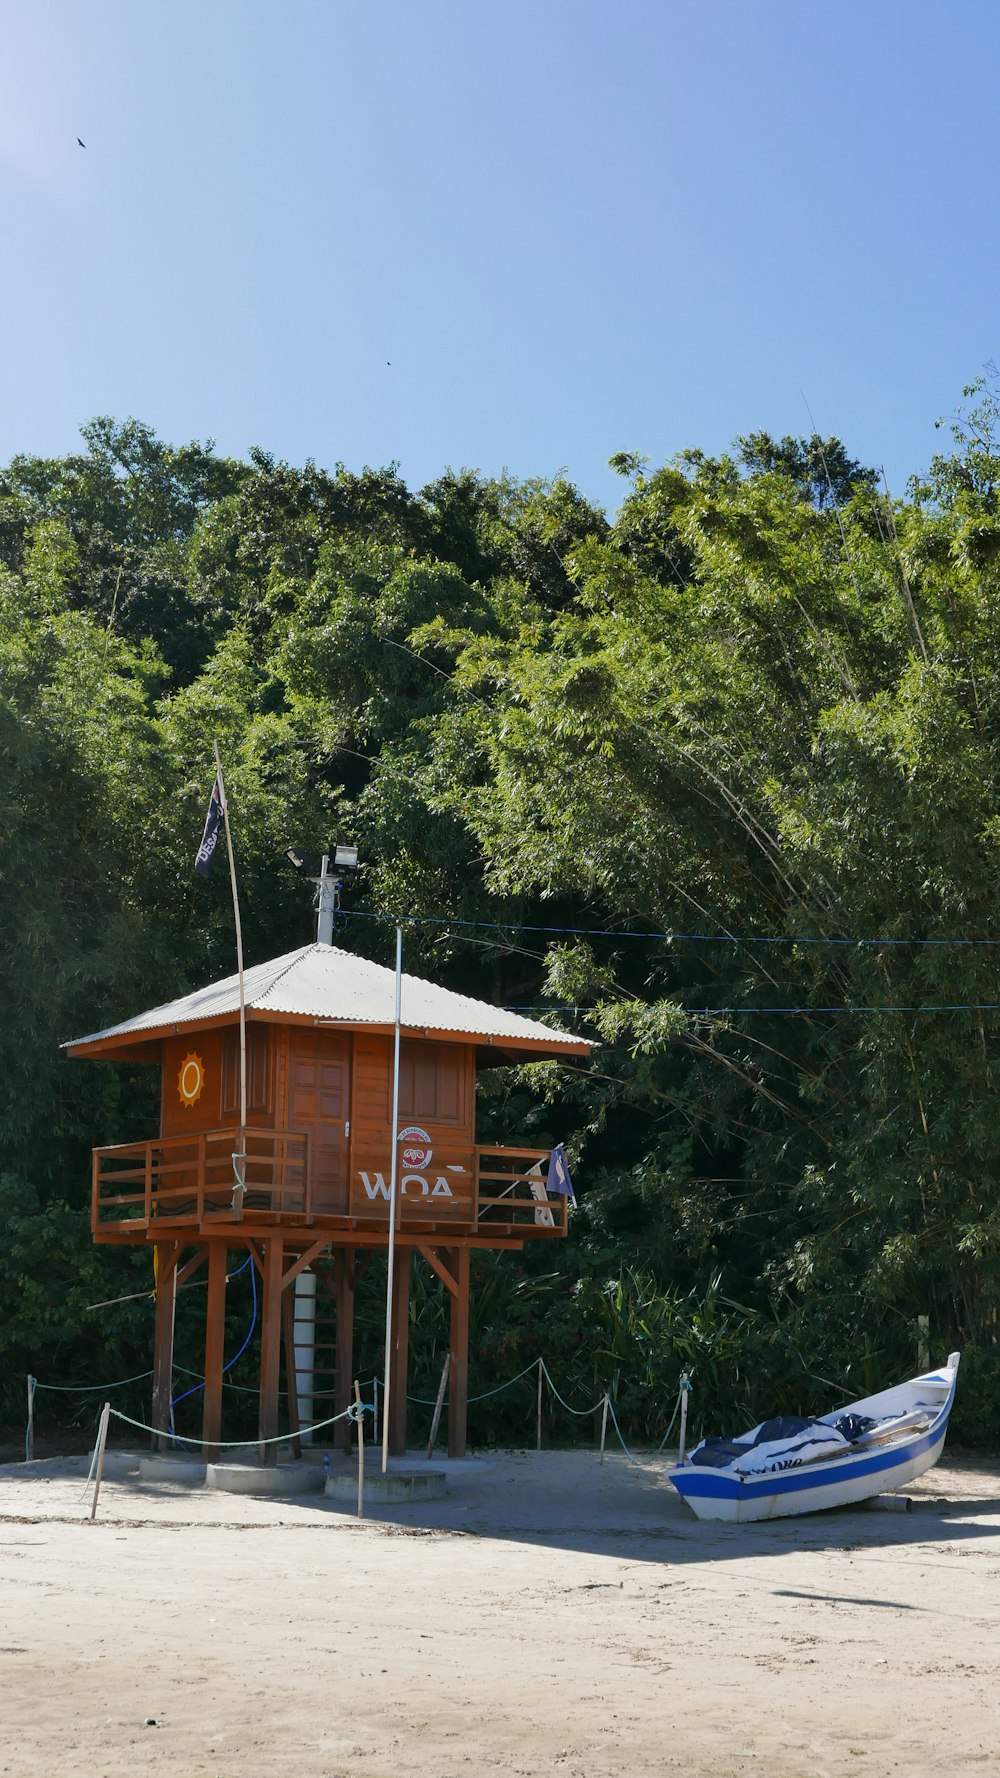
[547,1142,575,1202]
[195,771,224,878]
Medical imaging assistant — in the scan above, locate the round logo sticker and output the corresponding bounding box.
[178,1052,205,1107]
[398,1124,432,1170]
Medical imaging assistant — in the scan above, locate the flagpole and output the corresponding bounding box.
[381,922,403,1475]
[213,741,248,1212]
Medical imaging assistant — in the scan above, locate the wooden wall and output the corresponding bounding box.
[160,1025,275,1137]
[154,1021,479,1226]
[348,1034,476,1224]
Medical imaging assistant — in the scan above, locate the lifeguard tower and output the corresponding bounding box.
[66,941,590,1459]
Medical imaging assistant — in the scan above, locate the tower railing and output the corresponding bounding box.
[91,1134,568,1238]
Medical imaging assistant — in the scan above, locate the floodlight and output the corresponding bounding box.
[285,845,319,875]
[333,843,359,873]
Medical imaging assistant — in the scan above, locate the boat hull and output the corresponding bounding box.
[666,1356,959,1523]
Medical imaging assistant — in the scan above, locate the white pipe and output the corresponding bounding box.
[293,1271,317,1438]
[381,923,403,1475]
[316,854,335,945]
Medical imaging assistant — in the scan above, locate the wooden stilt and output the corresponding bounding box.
[448,1246,470,1459]
[202,1242,228,1459]
[281,1286,302,1459]
[334,1247,355,1453]
[387,1247,410,1457]
[151,1241,180,1452]
[258,1235,285,1463]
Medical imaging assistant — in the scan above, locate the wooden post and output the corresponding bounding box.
[26,1375,35,1462]
[387,1247,410,1457]
[536,1357,543,1452]
[427,1353,450,1459]
[281,1287,302,1460]
[89,1402,111,1521]
[917,1315,930,1372]
[354,1378,365,1518]
[678,1373,689,1464]
[258,1235,285,1463]
[151,1242,180,1452]
[201,1242,228,1460]
[599,1393,609,1464]
[334,1247,355,1454]
[448,1247,470,1459]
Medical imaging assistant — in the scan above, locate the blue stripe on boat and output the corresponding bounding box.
[670,1419,947,1501]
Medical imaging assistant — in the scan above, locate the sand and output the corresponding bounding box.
[1,1446,999,1777]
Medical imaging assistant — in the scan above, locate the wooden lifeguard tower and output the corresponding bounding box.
[66,942,591,1459]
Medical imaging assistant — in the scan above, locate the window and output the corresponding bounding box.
[398,1041,466,1127]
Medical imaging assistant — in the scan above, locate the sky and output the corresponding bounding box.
[1,0,998,516]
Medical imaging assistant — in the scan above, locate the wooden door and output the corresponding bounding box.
[287,1033,351,1215]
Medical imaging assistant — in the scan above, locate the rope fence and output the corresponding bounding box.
[25,1357,692,1469]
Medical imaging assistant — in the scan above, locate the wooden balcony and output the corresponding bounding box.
[91,1129,569,1246]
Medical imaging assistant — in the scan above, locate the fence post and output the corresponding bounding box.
[25,1376,36,1462]
[917,1315,930,1372]
[536,1358,543,1451]
[89,1402,111,1522]
[354,1379,365,1519]
[426,1353,450,1460]
[599,1393,609,1465]
[677,1373,690,1465]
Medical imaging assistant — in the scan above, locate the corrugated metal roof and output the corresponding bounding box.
[64,943,591,1053]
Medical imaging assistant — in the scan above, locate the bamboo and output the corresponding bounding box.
[354,1378,365,1518]
[89,1402,111,1521]
[213,742,247,1218]
[427,1353,450,1459]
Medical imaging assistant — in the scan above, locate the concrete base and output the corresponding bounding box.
[100,1451,142,1480]
[139,1455,207,1485]
[207,1462,325,1496]
[325,1467,448,1504]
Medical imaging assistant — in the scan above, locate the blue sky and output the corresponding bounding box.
[1,1,997,515]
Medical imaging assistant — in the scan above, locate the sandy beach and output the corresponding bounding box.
[1,1446,998,1777]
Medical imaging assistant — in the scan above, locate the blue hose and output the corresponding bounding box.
[170,1255,257,1410]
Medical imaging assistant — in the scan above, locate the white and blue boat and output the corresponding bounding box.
[666,1352,960,1523]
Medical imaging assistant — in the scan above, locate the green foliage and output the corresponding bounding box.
[4,402,1000,1446]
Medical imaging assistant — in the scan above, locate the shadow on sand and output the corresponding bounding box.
[3,1448,999,1569]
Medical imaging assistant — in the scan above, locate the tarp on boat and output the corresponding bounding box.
[689,1415,851,1478]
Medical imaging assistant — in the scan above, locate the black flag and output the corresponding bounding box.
[195,771,224,877]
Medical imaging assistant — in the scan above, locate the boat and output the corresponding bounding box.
[665,1351,960,1523]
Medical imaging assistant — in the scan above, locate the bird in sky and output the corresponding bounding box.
[77,137,86,147]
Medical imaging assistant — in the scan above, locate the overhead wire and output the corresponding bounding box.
[337,906,1000,949]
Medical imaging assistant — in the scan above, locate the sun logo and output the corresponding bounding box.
[178,1052,205,1107]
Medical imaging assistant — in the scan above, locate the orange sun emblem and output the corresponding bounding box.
[177,1052,205,1107]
